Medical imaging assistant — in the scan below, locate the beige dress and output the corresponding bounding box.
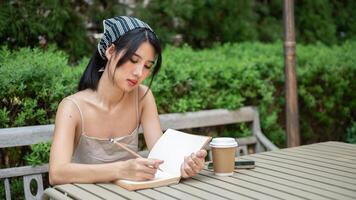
[66,90,140,164]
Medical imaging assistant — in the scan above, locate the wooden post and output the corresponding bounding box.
[283,0,300,147]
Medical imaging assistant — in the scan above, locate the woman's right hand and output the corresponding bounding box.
[118,158,163,181]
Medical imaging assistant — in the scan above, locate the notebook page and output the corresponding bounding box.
[148,129,210,176]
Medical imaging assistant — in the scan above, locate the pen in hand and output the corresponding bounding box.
[111,139,163,172]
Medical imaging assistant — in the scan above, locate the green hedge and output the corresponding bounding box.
[1,41,356,200]
[1,42,355,146]
[0,46,85,128]
[0,0,92,61]
[1,1,355,62]
[137,0,356,47]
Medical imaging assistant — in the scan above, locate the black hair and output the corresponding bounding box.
[78,28,162,93]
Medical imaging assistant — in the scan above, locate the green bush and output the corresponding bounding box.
[1,41,355,199]
[345,122,356,144]
[137,0,356,47]
[136,0,266,47]
[297,41,356,143]
[1,0,355,62]
[0,178,24,200]
[0,0,92,61]
[1,41,355,146]
[25,142,51,166]
[0,46,85,199]
[0,46,85,128]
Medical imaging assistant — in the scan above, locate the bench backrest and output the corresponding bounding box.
[0,106,278,200]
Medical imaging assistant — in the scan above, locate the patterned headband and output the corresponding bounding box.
[97,16,154,59]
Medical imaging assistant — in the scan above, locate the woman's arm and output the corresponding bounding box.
[139,86,163,150]
[139,86,207,178]
[49,98,161,185]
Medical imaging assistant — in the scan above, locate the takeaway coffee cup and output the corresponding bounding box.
[209,137,238,176]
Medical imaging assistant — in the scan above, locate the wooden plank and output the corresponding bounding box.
[97,183,151,200]
[244,155,356,195]
[0,107,275,152]
[23,174,43,200]
[74,184,126,200]
[251,109,279,151]
[232,170,337,200]
[313,143,356,154]
[137,189,177,200]
[285,147,356,164]
[55,184,103,200]
[275,149,356,169]
[43,188,74,200]
[249,152,354,180]
[257,151,356,176]
[197,171,304,200]
[297,145,356,160]
[0,124,54,148]
[321,141,356,150]
[0,108,256,147]
[4,178,11,200]
[315,144,356,155]
[184,177,259,200]
[236,168,354,200]
[194,170,284,199]
[154,186,203,200]
[151,107,255,133]
[249,153,356,185]
[241,158,356,199]
[236,136,257,146]
[170,183,229,200]
[0,164,48,178]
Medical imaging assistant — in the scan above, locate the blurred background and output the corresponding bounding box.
[0,1,355,197]
[1,0,355,60]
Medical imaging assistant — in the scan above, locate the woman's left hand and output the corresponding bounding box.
[181,149,207,178]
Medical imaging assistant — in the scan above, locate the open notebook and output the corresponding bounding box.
[114,129,212,190]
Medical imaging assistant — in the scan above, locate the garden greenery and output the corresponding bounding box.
[1,0,355,62]
[0,41,355,146]
[0,41,355,199]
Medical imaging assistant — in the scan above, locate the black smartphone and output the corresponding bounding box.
[207,160,255,169]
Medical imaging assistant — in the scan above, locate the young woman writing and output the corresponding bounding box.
[49,16,207,185]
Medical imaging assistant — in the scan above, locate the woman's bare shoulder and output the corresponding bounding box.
[64,90,92,101]
[57,90,93,114]
[138,84,157,112]
[138,84,153,99]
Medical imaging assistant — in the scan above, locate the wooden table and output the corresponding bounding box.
[43,141,356,200]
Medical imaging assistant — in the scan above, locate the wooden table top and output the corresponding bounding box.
[43,141,356,200]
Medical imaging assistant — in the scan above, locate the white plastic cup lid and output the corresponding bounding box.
[209,137,238,148]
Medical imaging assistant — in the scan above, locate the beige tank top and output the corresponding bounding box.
[66,90,140,164]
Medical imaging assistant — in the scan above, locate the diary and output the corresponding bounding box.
[115,129,211,190]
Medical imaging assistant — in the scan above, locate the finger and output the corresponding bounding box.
[136,159,158,173]
[184,165,195,177]
[140,158,163,169]
[191,155,205,171]
[150,158,164,164]
[188,154,200,173]
[196,149,207,158]
[184,156,196,176]
[136,163,157,175]
[138,171,156,180]
[180,163,189,178]
[152,159,164,169]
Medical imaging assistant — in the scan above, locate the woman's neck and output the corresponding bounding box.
[95,72,126,111]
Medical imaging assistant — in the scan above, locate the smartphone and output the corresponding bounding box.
[207,160,255,169]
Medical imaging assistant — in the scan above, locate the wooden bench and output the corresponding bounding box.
[0,106,278,200]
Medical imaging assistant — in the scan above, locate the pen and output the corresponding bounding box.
[111,139,163,171]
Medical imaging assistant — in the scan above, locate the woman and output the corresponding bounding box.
[49,16,207,185]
